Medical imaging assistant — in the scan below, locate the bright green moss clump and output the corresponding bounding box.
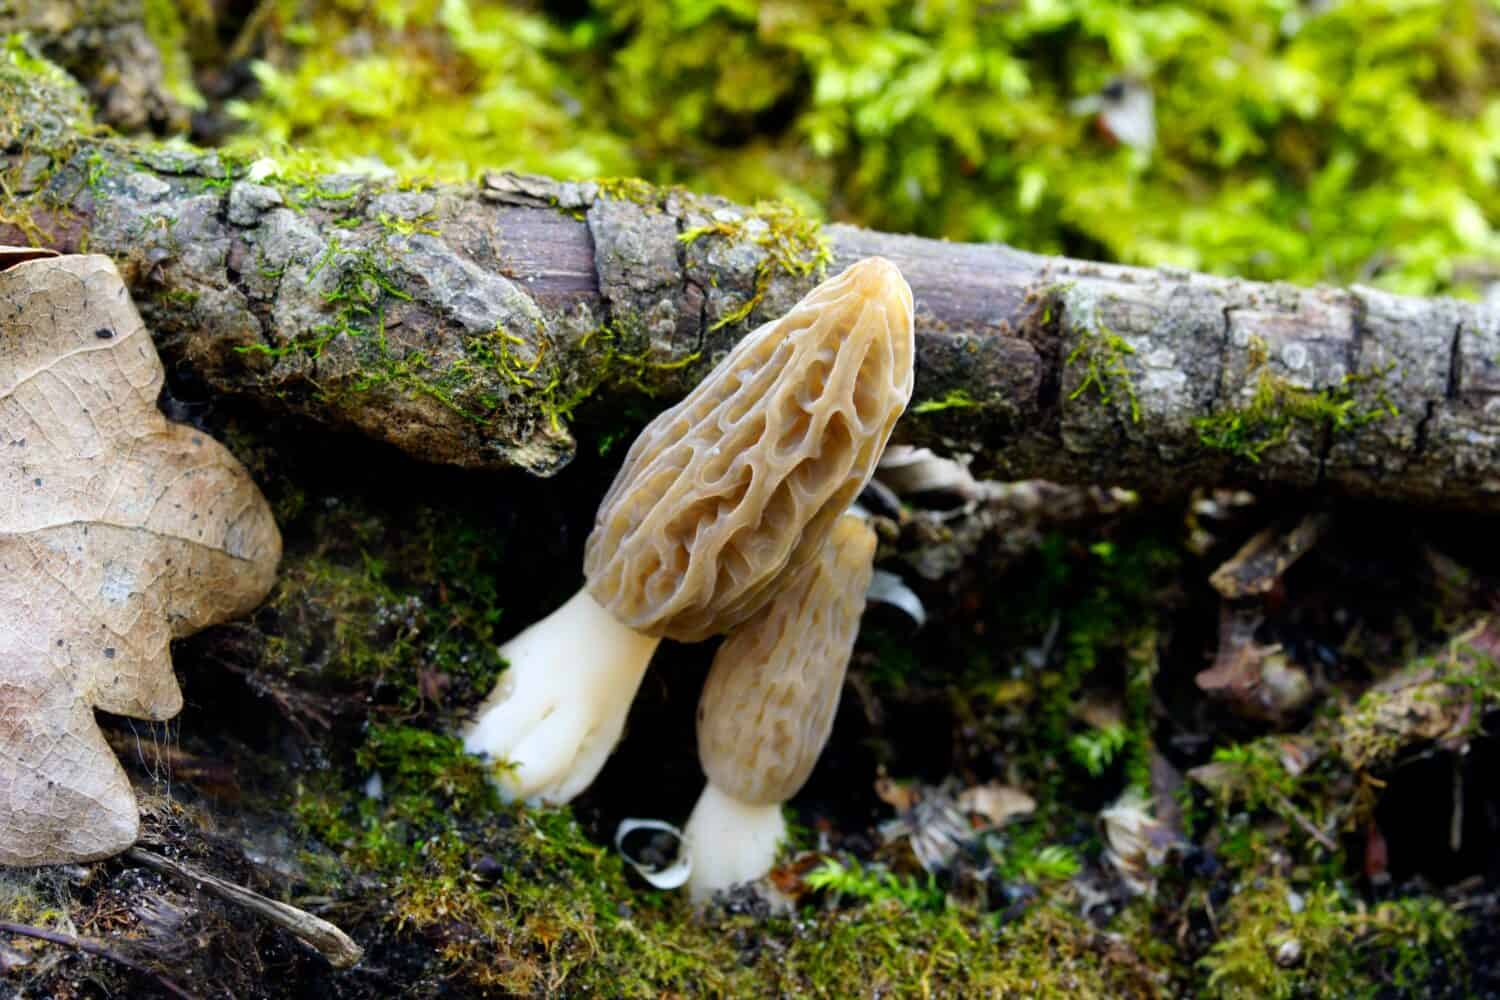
[1195,368,1396,463]
[910,389,979,415]
[223,0,1498,295]
[1067,322,1142,425]
[1202,877,1465,999]
[285,710,1174,996]
[292,730,1181,998]
[227,1,633,181]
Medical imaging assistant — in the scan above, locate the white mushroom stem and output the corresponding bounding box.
[683,782,788,903]
[462,588,660,804]
[462,259,912,808]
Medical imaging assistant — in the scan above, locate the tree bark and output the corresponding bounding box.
[3,62,1498,508]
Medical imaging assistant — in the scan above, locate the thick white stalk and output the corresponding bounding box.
[682,782,787,903]
[463,587,660,804]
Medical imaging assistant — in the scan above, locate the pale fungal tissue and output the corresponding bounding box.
[685,512,879,901]
[463,257,915,820]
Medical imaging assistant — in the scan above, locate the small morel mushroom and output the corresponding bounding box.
[684,513,878,902]
[465,258,914,803]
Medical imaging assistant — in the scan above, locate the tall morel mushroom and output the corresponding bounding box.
[464,258,915,803]
[685,512,877,901]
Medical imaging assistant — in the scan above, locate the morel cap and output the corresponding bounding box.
[585,258,913,642]
[696,513,877,804]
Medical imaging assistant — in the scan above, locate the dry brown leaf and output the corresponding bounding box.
[1099,788,1178,895]
[957,782,1036,829]
[0,251,281,866]
[1195,603,1312,721]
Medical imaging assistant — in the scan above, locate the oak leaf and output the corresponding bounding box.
[0,251,281,865]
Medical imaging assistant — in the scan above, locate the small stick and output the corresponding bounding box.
[1450,752,1465,855]
[0,920,199,1000]
[126,847,364,969]
[1272,793,1338,852]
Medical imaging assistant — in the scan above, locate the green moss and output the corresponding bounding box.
[242,477,1488,997]
[224,2,633,183]
[226,2,1497,295]
[1066,322,1142,424]
[141,0,206,112]
[295,756,1176,1000]
[0,173,49,246]
[231,220,702,440]
[1334,621,1500,771]
[1196,625,1500,880]
[911,389,979,414]
[160,287,200,307]
[855,520,1176,869]
[803,859,946,912]
[237,236,493,424]
[240,238,413,364]
[368,316,699,436]
[531,323,701,433]
[84,149,115,193]
[995,838,1083,886]
[593,175,661,206]
[1067,722,1130,777]
[191,158,239,194]
[375,210,437,237]
[0,35,93,148]
[0,869,73,928]
[1193,732,1372,880]
[0,39,99,246]
[981,902,1171,997]
[680,200,832,330]
[1022,533,1176,756]
[259,501,508,713]
[1195,368,1397,463]
[1202,877,1465,999]
[1201,740,1315,817]
[260,498,1181,995]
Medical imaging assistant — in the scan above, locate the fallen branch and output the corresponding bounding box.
[1271,792,1340,853]
[3,54,1498,508]
[0,920,199,1000]
[125,847,364,970]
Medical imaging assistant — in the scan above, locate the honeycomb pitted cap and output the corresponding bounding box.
[696,513,877,804]
[584,258,913,641]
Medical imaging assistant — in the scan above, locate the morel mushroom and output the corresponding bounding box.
[684,513,877,902]
[465,258,915,803]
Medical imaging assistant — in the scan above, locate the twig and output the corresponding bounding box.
[1272,792,1338,852]
[126,847,364,969]
[1450,752,1465,855]
[226,0,276,62]
[0,921,199,1000]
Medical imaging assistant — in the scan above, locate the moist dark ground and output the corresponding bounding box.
[6,383,1499,997]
